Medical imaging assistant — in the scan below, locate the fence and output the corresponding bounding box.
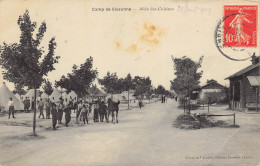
[198,113,236,126]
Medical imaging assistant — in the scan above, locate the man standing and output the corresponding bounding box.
[51,103,58,130]
[76,100,83,123]
[57,97,64,124]
[63,98,71,127]
[38,98,45,119]
[23,97,30,113]
[69,96,73,112]
[8,97,15,119]
[45,99,51,119]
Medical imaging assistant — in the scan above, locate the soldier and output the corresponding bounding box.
[99,101,108,122]
[76,100,83,124]
[69,96,73,112]
[51,103,58,130]
[57,97,64,124]
[45,99,51,119]
[8,97,15,119]
[81,104,89,124]
[63,98,71,127]
[23,97,30,113]
[93,104,99,122]
[38,98,45,119]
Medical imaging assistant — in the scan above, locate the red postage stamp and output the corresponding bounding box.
[224,5,257,47]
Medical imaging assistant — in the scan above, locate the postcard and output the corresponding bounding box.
[0,0,259,166]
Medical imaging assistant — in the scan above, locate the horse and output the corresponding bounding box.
[107,98,120,124]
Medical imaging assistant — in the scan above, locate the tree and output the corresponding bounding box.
[0,10,60,135]
[155,85,166,101]
[133,76,152,99]
[98,72,124,99]
[55,57,98,97]
[170,56,203,113]
[122,73,136,109]
[42,79,53,96]
[155,85,166,95]
[12,84,26,95]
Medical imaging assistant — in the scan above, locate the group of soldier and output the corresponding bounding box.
[36,97,110,130]
[7,95,120,130]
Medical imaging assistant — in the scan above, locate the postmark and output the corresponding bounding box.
[215,5,258,61]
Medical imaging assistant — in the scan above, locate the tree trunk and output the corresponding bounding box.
[128,90,130,109]
[33,87,37,136]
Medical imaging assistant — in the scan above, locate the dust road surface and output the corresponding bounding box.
[1,99,260,166]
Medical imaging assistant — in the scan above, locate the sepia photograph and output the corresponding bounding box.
[0,0,259,166]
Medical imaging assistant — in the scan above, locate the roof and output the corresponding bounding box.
[247,76,260,86]
[225,63,260,80]
[200,80,225,89]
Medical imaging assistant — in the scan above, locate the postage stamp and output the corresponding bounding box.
[223,5,257,47]
[215,5,258,61]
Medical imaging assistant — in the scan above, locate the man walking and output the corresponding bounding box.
[8,97,15,119]
[38,98,45,119]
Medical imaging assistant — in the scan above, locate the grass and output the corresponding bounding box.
[173,113,240,130]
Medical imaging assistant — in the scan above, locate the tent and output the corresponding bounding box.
[61,92,68,100]
[41,92,49,101]
[67,91,77,100]
[0,82,24,110]
[15,93,21,100]
[24,89,40,100]
[49,88,62,103]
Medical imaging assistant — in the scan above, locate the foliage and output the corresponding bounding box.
[42,79,53,96]
[122,73,135,92]
[133,76,152,98]
[0,10,60,135]
[0,10,60,89]
[198,91,228,104]
[98,72,124,94]
[55,57,98,97]
[12,84,26,95]
[155,85,166,95]
[170,56,203,96]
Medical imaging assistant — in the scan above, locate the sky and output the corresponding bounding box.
[0,0,259,91]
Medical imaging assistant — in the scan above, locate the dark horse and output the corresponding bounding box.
[107,98,120,124]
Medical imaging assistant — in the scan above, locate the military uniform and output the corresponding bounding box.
[51,105,58,130]
[38,100,45,119]
[63,100,71,127]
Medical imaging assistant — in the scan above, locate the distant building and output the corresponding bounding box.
[192,79,227,104]
[226,55,260,111]
[121,90,135,101]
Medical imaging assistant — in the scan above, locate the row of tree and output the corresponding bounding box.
[0,10,175,136]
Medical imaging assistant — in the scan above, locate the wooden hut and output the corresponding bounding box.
[226,56,260,111]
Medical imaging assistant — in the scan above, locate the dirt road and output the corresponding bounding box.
[0,99,259,166]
